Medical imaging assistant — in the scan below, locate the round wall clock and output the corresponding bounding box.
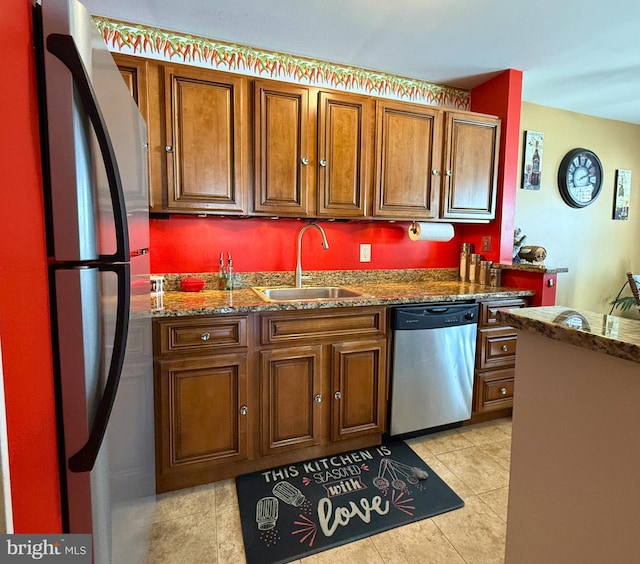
[557,148,603,208]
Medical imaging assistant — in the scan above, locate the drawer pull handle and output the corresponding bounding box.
[319,159,327,167]
[334,391,342,400]
[201,332,211,341]
[301,157,309,165]
[500,387,508,396]
[501,344,509,352]
[314,394,322,403]
[432,169,440,176]
[239,405,248,416]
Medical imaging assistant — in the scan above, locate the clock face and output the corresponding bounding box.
[557,148,603,208]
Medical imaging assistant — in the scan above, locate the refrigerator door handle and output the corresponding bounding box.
[68,263,131,473]
[46,33,129,262]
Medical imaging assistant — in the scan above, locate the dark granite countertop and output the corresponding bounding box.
[151,269,534,317]
[497,305,640,364]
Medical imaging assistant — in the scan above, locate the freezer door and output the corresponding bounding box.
[54,257,154,563]
[41,0,149,262]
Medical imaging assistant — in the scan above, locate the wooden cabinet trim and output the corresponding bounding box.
[474,367,515,413]
[479,298,527,327]
[260,307,386,345]
[156,316,248,355]
[477,327,518,370]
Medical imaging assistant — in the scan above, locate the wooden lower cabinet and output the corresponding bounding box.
[259,345,323,455]
[473,298,526,414]
[331,339,387,441]
[155,353,249,492]
[153,307,387,492]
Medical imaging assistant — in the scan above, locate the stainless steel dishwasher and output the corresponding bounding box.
[389,302,479,437]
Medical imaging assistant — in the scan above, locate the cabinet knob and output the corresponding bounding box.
[501,344,509,352]
[314,394,322,403]
[239,405,248,415]
[301,157,309,165]
[500,387,508,396]
[201,332,211,341]
[445,170,452,177]
[432,169,440,176]
[165,145,174,153]
[334,391,342,400]
[319,159,327,167]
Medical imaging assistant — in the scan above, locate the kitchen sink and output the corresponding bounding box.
[252,286,370,302]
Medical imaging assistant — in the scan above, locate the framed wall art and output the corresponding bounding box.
[522,130,544,190]
[613,169,632,220]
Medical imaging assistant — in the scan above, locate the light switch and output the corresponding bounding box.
[360,244,371,262]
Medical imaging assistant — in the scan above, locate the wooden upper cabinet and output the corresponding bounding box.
[317,92,373,217]
[253,81,311,216]
[113,54,159,211]
[162,65,248,213]
[440,111,500,221]
[373,100,443,219]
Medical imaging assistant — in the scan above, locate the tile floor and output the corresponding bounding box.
[145,417,512,564]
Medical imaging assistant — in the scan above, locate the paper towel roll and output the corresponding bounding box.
[408,222,454,242]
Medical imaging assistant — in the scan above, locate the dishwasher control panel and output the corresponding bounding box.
[392,303,479,331]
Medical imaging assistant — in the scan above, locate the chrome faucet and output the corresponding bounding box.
[295,224,329,287]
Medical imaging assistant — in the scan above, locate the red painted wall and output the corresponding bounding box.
[150,217,461,273]
[0,1,62,532]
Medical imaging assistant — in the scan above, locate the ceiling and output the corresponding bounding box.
[84,0,640,124]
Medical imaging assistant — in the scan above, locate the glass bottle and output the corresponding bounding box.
[225,253,234,290]
[217,252,227,290]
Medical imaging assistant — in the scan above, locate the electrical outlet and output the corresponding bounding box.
[482,236,492,252]
[360,243,371,262]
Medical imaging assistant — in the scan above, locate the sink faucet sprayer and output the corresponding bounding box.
[295,224,329,287]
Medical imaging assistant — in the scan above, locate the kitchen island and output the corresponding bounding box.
[497,306,640,564]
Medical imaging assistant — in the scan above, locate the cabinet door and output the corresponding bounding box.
[113,54,159,211]
[254,81,311,215]
[163,65,247,213]
[373,100,442,219]
[156,353,249,491]
[259,346,323,455]
[441,111,500,220]
[317,92,373,217]
[330,339,387,441]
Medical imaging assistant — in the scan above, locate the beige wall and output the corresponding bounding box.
[516,103,640,313]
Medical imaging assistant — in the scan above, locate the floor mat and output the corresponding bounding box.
[236,441,464,563]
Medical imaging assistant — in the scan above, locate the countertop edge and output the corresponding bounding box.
[498,306,640,364]
[152,285,535,318]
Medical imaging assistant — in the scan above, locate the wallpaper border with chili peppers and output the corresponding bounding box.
[92,16,471,110]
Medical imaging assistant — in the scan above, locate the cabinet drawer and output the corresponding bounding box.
[477,327,517,369]
[155,316,248,355]
[480,299,527,328]
[260,307,386,345]
[475,368,514,412]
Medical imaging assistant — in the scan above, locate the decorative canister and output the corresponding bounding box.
[489,267,502,287]
[468,254,482,283]
[459,243,474,281]
[479,261,493,285]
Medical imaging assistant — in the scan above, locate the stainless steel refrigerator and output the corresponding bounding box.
[34,0,155,561]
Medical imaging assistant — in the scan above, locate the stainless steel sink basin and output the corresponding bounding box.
[252,286,369,302]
